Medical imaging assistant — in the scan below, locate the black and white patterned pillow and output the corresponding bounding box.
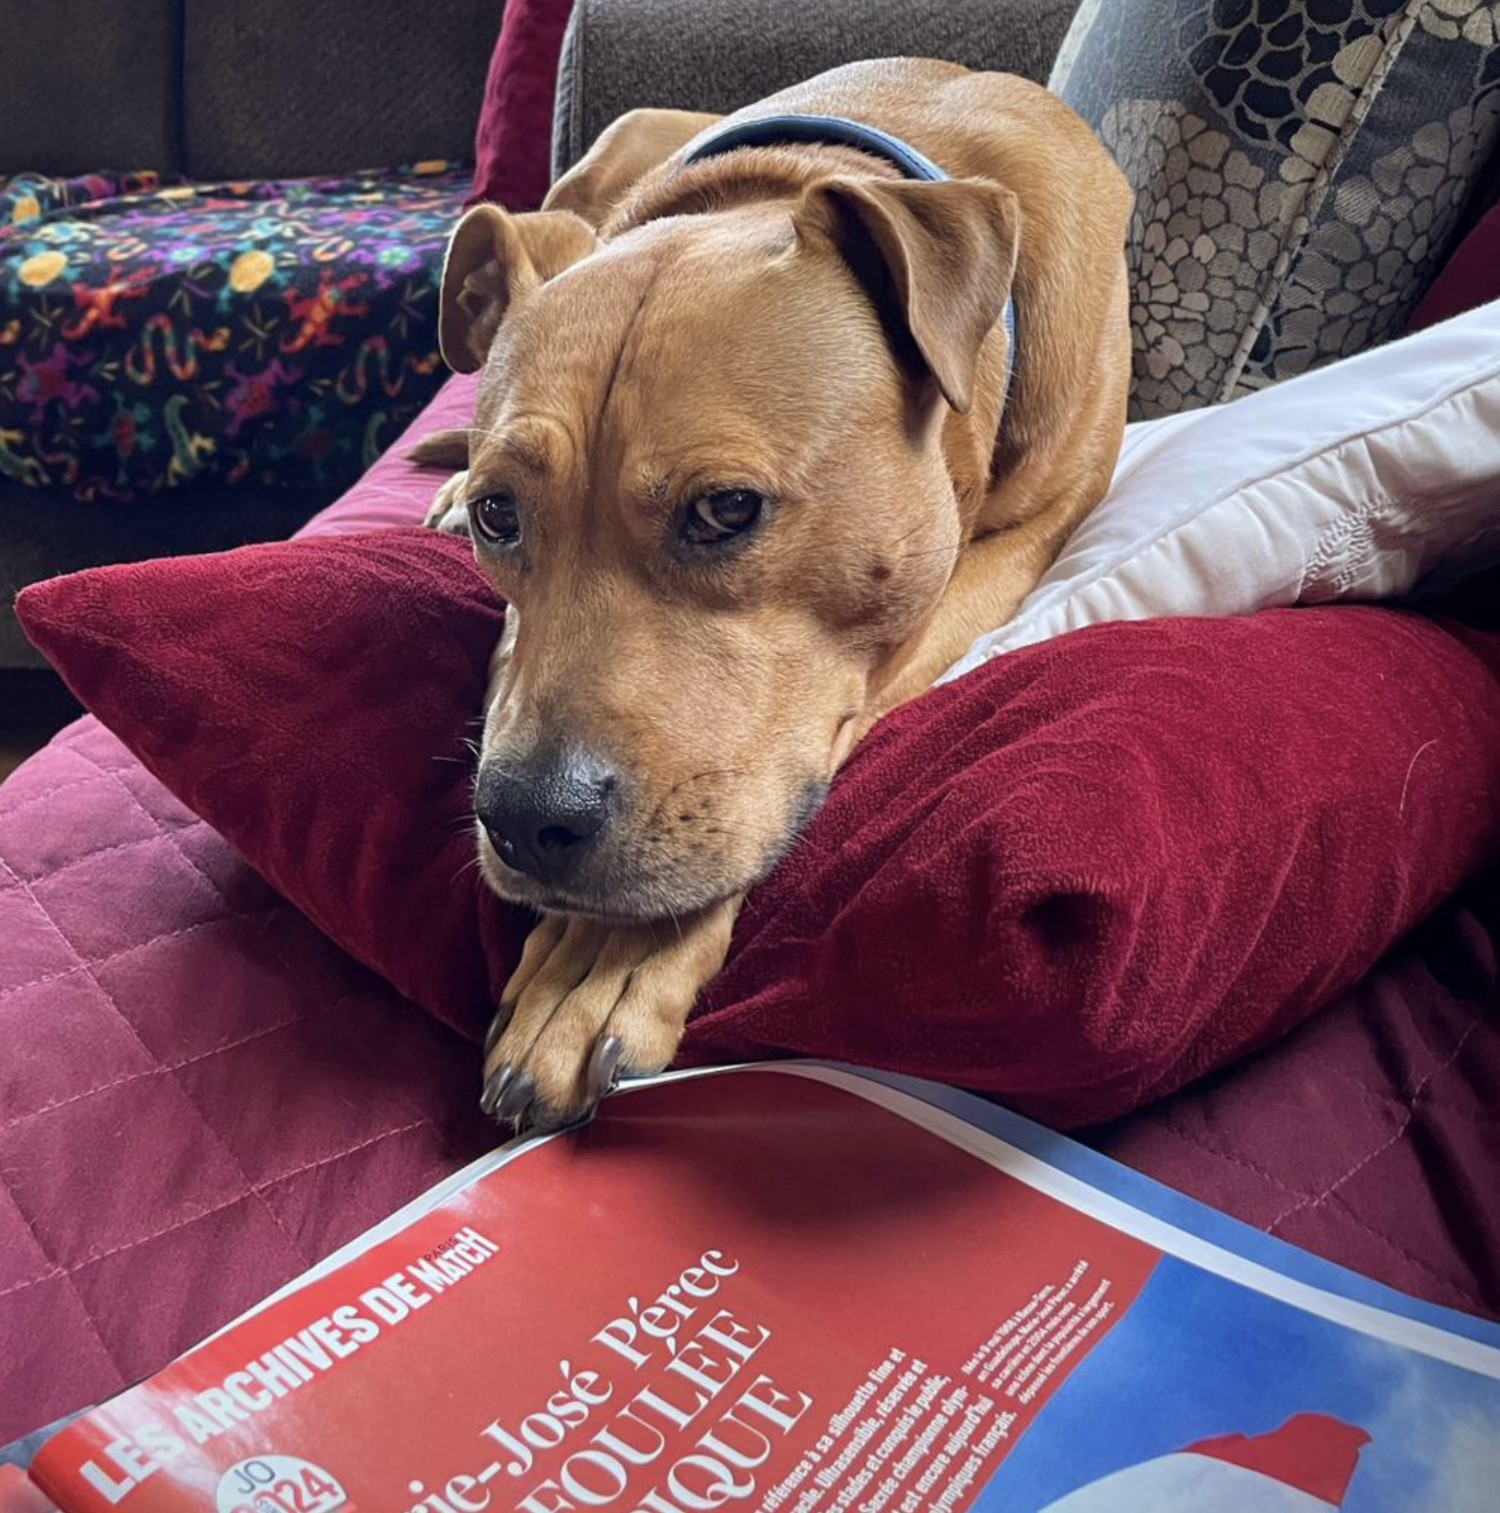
[1051,0,1500,418]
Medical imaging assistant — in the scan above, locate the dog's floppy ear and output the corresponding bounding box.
[439,204,599,373]
[797,177,1020,414]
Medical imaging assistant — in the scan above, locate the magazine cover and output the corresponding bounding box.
[24,1064,1500,1513]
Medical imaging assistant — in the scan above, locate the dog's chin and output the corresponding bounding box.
[473,778,828,921]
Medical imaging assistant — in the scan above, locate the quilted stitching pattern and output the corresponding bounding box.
[1096,875,1500,1319]
[0,720,497,1440]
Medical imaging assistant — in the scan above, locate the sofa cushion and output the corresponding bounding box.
[551,0,1080,180]
[1051,0,1500,418]
[0,1,180,177]
[0,164,467,502]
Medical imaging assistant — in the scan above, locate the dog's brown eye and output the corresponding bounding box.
[682,489,764,545]
[470,492,520,546]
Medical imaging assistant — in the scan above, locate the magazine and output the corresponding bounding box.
[12,1063,1500,1512]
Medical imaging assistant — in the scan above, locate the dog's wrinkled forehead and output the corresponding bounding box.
[472,217,883,482]
[473,236,657,418]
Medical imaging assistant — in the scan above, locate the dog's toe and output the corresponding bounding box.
[478,903,737,1132]
[481,1007,510,1062]
[495,1070,536,1126]
[423,469,472,534]
[430,502,472,536]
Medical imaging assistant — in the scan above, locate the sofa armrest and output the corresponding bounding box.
[553,0,1080,178]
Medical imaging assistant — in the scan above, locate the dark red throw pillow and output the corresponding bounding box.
[17,531,531,1034]
[692,610,1500,1123]
[18,529,1500,1127]
[469,0,578,212]
[1408,204,1500,333]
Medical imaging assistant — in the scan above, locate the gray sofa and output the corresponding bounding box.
[0,0,502,181]
[550,0,1078,177]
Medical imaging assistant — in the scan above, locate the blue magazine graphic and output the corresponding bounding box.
[837,1063,1500,1512]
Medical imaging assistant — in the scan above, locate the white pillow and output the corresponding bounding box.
[942,297,1500,685]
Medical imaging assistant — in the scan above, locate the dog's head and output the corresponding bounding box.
[441,174,1018,919]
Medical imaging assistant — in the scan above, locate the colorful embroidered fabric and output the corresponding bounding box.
[0,163,467,502]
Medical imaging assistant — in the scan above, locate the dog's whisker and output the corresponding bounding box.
[886,518,932,549]
[667,767,748,792]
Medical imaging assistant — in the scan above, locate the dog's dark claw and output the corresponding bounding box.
[587,1036,624,1102]
[480,1064,513,1118]
[496,1070,536,1126]
[482,1007,511,1061]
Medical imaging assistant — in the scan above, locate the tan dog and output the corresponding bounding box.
[420,58,1133,1131]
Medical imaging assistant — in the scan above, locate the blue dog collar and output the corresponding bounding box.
[683,113,952,184]
[682,112,1017,396]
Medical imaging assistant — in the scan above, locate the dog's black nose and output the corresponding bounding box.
[475,754,618,885]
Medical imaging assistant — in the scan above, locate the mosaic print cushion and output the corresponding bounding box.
[1051,0,1500,418]
[0,163,468,502]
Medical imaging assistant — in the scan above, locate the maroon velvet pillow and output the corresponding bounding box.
[17,529,1500,1127]
[469,0,577,212]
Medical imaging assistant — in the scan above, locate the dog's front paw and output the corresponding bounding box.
[423,470,472,535]
[479,900,740,1133]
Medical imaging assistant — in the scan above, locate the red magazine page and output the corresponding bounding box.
[0,1466,60,1513]
[30,1069,1160,1513]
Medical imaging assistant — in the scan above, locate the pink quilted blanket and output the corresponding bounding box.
[2,377,1497,1445]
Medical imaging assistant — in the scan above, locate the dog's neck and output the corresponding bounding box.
[606,139,905,234]
[609,112,1018,421]
[610,113,960,233]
